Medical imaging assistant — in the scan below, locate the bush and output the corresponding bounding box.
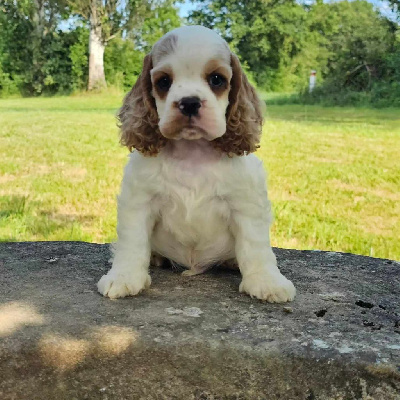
[69,28,89,92]
[0,70,22,97]
[299,43,400,108]
[104,37,144,91]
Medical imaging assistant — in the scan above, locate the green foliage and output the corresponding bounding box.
[299,1,400,106]
[0,69,22,97]
[319,2,394,87]
[104,0,181,90]
[69,27,89,91]
[190,0,399,106]
[104,37,144,90]
[0,0,398,106]
[67,0,149,42]
[0,0,74,95]
[189,0,329,91]
[134,0,182,52]
[0,1,32,95]
[0,0,181,96]
[67,0,181,90]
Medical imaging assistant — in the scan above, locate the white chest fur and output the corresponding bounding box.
[150,159,235,269]
[122,140,268,272]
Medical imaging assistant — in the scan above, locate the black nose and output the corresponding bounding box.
[178,96,201,117]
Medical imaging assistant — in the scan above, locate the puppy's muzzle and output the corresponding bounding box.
[178,96,201,117]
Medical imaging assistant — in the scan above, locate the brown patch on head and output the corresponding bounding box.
[212,54,263,156]
[203,59,231,98]
[151,67,174,100]
[150,34,178,101]
[152,34,178,64]
[118,54,166,156]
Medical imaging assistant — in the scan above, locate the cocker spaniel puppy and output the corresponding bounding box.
[97,26,296,302]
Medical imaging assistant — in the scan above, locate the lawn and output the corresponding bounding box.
[1,94,399,260]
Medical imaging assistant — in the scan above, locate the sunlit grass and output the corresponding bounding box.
[261,105,399,260]
[1,95,399,260]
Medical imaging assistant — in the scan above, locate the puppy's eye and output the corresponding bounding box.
[208,74,226,89]
[156,76,172,92]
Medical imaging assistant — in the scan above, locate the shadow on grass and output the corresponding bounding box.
[0,195,96,241]
[0,196,28,218]
[39,211,96,225]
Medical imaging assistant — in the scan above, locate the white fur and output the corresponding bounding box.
[97,26,296,302]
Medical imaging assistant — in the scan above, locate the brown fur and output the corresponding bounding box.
[212,54,263,156]
[118,53,263,157]
[118,54,167,156]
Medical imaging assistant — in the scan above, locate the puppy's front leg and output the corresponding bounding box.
[231,201,296,303]
[97,193,154,299]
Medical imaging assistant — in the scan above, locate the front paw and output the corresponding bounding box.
[239,272,296,303]
[97,271,151,299]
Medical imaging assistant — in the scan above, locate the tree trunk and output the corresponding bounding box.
[88,14,106,90]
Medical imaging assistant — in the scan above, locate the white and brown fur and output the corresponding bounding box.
[97,26,296,302]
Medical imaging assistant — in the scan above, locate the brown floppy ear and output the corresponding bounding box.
[212,54,263,156]
[118,54,166,156]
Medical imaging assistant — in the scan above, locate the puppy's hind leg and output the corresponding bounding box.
[222,258,239,271]
[150,252,167,268]
[181,264,213,276]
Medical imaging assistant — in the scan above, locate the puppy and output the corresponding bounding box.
[97,26,296,302]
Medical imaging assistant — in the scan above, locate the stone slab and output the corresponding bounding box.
[0,242,399,399]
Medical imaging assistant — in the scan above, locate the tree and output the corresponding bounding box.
[315,1,396,91]
[67,1,137,89]
[0,0,68,94]
[104,0,181,90]
[0,0,181,95]
[67,0,180,90]
[189,0,328,91]
[387,0,399,19]
[131,0,181,53]
[189,0,397,98]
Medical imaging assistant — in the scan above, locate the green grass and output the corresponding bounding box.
[258,91,300,105]
[1,95,399,260]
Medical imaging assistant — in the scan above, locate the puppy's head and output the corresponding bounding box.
[119,26,263,156]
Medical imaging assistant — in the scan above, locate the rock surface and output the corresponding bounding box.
[0,241,399,400]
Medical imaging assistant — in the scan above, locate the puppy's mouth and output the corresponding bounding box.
[160,117,212,141]
[179,125,208,140]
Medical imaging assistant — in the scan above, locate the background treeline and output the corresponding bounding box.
[0,0,182,95]
[0,0,399,106]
